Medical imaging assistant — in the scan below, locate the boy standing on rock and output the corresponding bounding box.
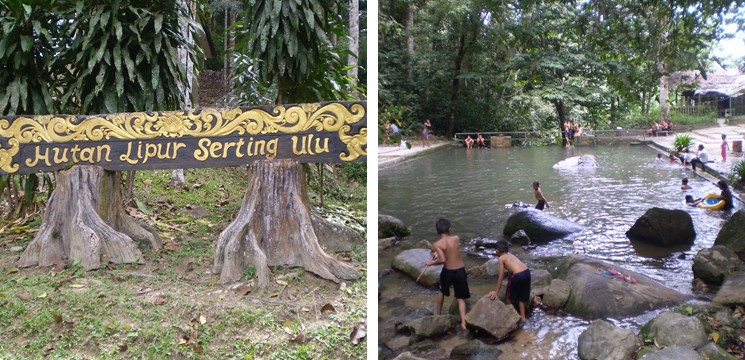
[426,218,470,330]
[489,240,531,322]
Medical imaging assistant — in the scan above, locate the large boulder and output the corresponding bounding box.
[552,154,599,169]
[625,208,695,246]
[713,272,745,306]
[640,311,707,349]
[697,342,737,360]
[392,249,442,287]
[397,315,458,341]
[554,255,690,318]
[577,319,641,360]
[714,210,745,260]
[543,279,571,310]
[638,346,702,360]
[379,214,411,239]
[463,295,521,340]
[503,210,584,243]
[692,245,741,285]
[449,340,503,360]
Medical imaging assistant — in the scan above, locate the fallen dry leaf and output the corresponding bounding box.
[234,284,252,296]
[153,296,166,305]
[37,292,47,298]
[163,241,181,252]
[708,318,721,328]
[276,279,289,286]
[291,333,308,344]
[17,293,32,301]
[349,323,366,345]
[53,313,63,324]
[199,315,206,325]
[193,345,204,354]
[70,284,85,288]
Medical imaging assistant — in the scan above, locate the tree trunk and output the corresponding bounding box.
[213,159,360,285]
[447,33,468,137]
[658,61,671,123]
[405,2,414,81]
[553,100,568,146]
[348,0,359,87]
[18,166,160,271]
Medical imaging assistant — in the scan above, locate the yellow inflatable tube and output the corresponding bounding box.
[698,193,724,210]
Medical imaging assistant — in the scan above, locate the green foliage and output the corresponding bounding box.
[729,159,745,186]
[379,0,744,136]
[0,0,64,115]
[225,53,276,106]
[235,0,357,103]
[60,0,198,113]
[340,162,366,183]
[673,134,694,150]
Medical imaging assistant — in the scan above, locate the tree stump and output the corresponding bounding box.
[18,166,160,271]
[213,160,361,284]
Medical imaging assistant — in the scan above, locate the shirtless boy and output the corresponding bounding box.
[533,181,549,210]
[488,241,531,322]
[426,218,470,330]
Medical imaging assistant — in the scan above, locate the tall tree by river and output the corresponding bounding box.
[379,0,745,136]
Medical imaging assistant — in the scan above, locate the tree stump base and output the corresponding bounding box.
[18,166,160,271]
[213,160,361,284]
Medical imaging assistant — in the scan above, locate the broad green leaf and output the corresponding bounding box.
[113,43,122,71]
[151,65,159,89]
[22,4,31,16]
[9,79,20,111]
[20,35,32,53]
[114,20,122,40]
[0,36,8,59]
[23,174,37,206]
[104,89,116,113]
[154,14,163,33]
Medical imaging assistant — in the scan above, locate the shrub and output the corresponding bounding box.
[673,134,694,150]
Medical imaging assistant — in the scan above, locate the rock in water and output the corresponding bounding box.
[625,208,695,246]
[463,295,521,340]
[555,255,689,318]
[503,210,584,243]
[391,249,441,287]
[552,154,598,169]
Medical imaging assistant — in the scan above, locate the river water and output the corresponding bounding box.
[378,145,736,359]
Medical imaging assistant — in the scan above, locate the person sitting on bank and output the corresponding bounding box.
[465,135,474,149]
[476,133,486,148]
[690,144,709,173]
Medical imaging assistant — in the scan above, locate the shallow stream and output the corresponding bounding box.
[378,145,737,359]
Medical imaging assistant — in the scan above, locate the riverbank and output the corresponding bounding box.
[378,138,451,170]
[645,119,745,205]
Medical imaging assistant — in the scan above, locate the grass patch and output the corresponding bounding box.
[0,166,366,359]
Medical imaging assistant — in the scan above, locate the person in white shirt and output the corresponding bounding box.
[691,144,709,173]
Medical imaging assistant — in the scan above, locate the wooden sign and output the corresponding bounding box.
[0,101,366,174]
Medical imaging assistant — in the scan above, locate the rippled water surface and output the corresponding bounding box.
[378,145,736,359]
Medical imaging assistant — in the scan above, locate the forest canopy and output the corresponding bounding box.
[379,0,745,137]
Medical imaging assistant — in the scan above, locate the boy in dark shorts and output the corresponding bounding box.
[533,181,549,210]
[426,218,470,330]
[488,240,531,322]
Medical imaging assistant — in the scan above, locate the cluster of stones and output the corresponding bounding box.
[378,209,745,360]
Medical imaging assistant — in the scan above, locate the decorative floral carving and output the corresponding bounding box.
[0,102,365,174]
